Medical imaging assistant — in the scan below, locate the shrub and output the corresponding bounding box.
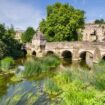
[0,57,15,71]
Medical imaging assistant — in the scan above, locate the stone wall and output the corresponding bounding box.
[44,41,105,63]
[82,23,105,42]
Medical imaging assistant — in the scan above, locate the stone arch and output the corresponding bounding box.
[32,51,36,56]
[61,50,72,59]
[22,49,27,56]
[80,51,86,61]
[79,51,93,61]
[79,50,94,55]
[101,54,105,61]
[46,51,54,55]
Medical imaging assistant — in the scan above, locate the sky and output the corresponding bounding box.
[0,0,105,30]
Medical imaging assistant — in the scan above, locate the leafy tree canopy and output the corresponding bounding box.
[0,23,23,59]
[21,27,35,43]
[0,40,7,59]
[40,2,85,41]
[94,19,105,24]
[7,25,16,38]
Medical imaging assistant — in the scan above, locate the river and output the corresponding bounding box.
[0,57,92,105]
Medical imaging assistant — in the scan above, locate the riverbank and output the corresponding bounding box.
[0,55,105,105]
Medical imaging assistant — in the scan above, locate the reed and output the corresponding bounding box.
[23,55,60,77]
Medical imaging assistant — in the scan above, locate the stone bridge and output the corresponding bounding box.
[26,41,105,63]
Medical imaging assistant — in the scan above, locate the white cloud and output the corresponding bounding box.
[0,0,44,30]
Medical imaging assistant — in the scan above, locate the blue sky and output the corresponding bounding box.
[0,0,105,30]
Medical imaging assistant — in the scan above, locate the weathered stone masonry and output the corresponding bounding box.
[25,30,105,63]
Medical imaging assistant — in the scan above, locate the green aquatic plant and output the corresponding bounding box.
[59,83,101,105]
[92,61,105,90]
[53,69,105,105]
[23,60,42,77]
[44,79,61,97]
[0,57,15,71]
[54,68,92,87]
[23,55,60,77]
[0,75,8,98]
[42,55,60,69]
[1,59,105,105]
[2,91,38,105]
[54,70,72,86]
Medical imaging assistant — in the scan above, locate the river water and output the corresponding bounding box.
[0,57,92,105]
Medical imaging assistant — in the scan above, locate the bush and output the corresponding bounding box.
[0,57,15,71]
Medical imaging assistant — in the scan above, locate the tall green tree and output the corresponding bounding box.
[0,23,23,59]
[40,2,85,41]
[0,24,6,39]
[21,27,35,43]
[6,24,16,38]
[0,40,7,59]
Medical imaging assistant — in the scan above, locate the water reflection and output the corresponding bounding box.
[0,80,43,104]
[61,58,91,70]
[15,56,36,66]
[16,56,92,71]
